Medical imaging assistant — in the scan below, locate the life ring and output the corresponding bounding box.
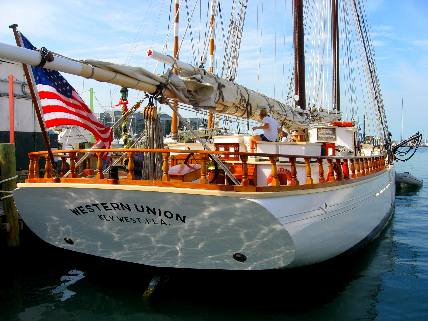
[266,167,292,186]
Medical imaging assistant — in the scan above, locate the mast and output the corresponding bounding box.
[331,0,340,112]
[207,0,217,129]
[171,0,180,138]
[401,97,404,142]
[293,0,306,110]
[363,114,366,139]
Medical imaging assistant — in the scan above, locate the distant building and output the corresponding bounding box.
[98,112,113,127]
[159,113,172,136]
[178,117,207,131]
[113,110,122,122]
[95,111,207,138]
[129,112,144,135]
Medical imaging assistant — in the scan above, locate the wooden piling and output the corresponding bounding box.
[0,144,19,247]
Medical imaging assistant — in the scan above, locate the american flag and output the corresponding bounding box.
[20,33,112,148]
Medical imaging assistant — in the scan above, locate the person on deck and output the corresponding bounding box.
[249,108,280,152]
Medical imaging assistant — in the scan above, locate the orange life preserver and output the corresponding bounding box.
[266,167,292,186]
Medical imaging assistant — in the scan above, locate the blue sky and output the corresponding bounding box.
[0,0,427,140]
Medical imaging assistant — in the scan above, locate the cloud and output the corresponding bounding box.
[0,0,59,39]
[410,39,428,47]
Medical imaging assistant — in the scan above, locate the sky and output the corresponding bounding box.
[0,0,427,140]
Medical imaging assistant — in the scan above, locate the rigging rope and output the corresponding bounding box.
[351,0,390,149]
[124,0,158,65]
[184,0,200,64]
[221,0,249,81]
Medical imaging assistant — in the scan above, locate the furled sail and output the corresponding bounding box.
[89,49,339,128]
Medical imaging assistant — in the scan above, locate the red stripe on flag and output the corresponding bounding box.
[45,118,112,147]
[42,105,111,133]
[39,91,89,112]
[35,85,112,148]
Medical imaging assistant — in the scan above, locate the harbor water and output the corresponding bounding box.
[1,149,427,321]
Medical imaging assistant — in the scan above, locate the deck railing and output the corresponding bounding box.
[26,148,386,192]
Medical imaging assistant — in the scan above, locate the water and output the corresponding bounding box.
[1,150,428,321]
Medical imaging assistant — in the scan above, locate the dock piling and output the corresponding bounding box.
[0,143,19,247]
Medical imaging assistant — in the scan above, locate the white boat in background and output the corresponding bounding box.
[2,0,396,270]
[57,127,92,149]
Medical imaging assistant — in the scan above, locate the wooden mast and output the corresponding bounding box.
[171,0,180,138]
[207,0,217,129]
[331,0,340,112]
[293,0,306,110]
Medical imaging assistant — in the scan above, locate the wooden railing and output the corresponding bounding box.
[26,148,387,192]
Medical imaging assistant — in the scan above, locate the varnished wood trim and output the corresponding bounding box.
[28,147,386,161]
[21,167,393,199]
[118,179,235,191]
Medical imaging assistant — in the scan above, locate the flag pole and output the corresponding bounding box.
[9,24,57,176]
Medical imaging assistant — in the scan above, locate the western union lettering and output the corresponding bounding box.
[68,202,186,224]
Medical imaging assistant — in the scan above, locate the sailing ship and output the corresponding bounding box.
[0,0,395,270]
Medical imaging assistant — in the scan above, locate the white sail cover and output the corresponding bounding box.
[86,58,338,128]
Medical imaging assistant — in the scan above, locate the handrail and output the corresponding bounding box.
[28,148,385,160]
[26,148,387,192]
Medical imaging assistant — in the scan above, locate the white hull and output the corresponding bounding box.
[13,166,395,270]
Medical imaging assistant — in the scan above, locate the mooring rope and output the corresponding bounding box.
[0,176,17,200]
[0,175,17,185]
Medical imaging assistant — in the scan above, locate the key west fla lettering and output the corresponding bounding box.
[68,202,187,225]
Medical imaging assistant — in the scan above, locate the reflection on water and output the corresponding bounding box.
[50,270,85,302]
[0,224,395,321]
